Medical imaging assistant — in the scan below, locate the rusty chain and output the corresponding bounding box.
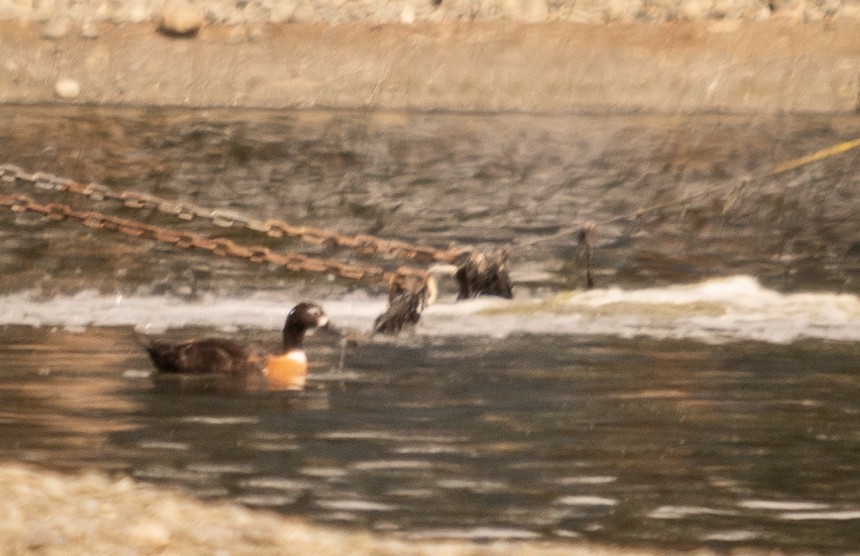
[0,191,430,288]
[0,164,463,264]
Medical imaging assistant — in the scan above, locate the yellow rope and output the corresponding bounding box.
[770,137,860,176]
[517,135,860,249]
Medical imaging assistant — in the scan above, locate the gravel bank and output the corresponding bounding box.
[2,0,860,25]
[0,463,681,556]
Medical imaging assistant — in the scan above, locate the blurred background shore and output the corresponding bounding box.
[1,0,859,112]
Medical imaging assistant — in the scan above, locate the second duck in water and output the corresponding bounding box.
[143,302,328,391]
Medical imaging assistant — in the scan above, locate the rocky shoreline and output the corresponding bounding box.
[3,0,860,28]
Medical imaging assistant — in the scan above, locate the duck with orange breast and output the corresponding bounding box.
[142,302,328,391]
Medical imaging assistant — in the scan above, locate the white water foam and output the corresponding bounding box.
[424,275,860,344]
[0,290,385,334]
[2,276,860,344]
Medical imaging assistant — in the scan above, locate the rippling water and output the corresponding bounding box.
[1,106,860,552]
[2,302,860,551]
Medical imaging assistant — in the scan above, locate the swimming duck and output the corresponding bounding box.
[142,302,328,391]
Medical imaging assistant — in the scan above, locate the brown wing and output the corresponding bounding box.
[145,338,263,376]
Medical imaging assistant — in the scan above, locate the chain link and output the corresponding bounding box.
[0,190,429,288]
[0,164,463,264]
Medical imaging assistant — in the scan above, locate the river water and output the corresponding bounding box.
[1,105,860,552]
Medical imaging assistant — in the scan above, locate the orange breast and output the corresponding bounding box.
[264,351,308,391]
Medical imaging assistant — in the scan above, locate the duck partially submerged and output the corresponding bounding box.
[142,302,328,391]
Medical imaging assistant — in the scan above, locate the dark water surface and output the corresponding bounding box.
[2,105,860,295]
[2,325,860,552]
[2,106,860,552]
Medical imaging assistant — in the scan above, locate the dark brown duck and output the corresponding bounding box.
[143,302,328,391]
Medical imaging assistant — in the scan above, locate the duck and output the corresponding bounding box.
[373,264,458,334]
[142,302,328,391]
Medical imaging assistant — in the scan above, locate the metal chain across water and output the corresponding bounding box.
[0,163,464,264]
[6,129,853,305]
[4,134,859,258]
[0,191,430,288]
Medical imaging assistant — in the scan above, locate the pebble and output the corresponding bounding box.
[54,78,81,99]
[158,0,204,35]
[107,0,149,23]
[246,25,264,42]
[604,0,644,22]
[80,19,100,39]
[129,519,171,546]
[270,2,297,23]
[41,18,68,39]
[502,0,549,23]
[679,0,706,20]
[400,4,416,23]
[226,25,247,43]
[4,0,860,24]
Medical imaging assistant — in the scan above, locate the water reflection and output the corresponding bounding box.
[0,326,141,471]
